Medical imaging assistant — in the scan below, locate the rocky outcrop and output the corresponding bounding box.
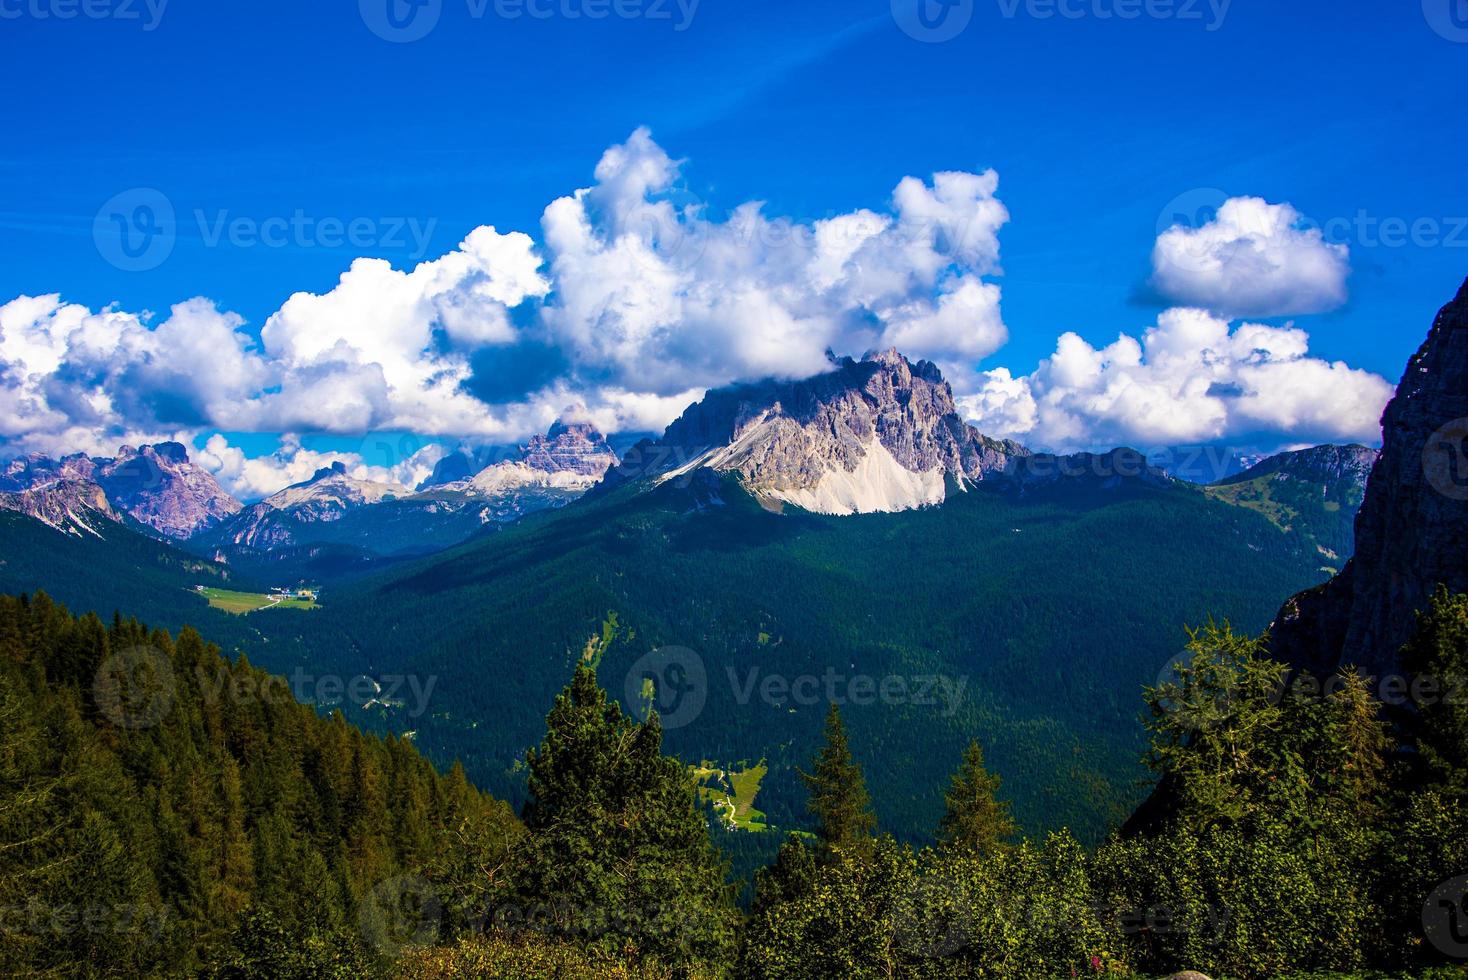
[602,349,1027,515]
[0,442,240,539]
[418,418,618,490]
[0,479,120,537]
[95,443,242,538]
[1270,278,1468,676]
[1214,444,1378,495]
[520,420,618,478]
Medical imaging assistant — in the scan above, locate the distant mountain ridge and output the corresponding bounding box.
[418,420,618,489]
[186,419,621,580]
[0,358,1381,585]
[1205,444,1378,570]
[0,441,240,538]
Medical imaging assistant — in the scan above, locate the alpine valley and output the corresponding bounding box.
[0,345,1377,857]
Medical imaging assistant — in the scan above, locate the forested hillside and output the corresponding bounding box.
[0,592,519,977]
[241,470,1337,856]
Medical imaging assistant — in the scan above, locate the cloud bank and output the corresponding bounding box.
[0,131,1390,496]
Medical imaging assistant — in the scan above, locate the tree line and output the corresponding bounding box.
[2,587,1466,977]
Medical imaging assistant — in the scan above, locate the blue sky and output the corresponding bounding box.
[1,0,1465,496]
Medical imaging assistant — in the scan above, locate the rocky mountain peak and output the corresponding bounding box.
[604,348,1027,515]
[0,441,240,540]
[1271,277,1468,675]
[308,461,351,483]
[419,419,619,491]
[97,442,242,539]
[522,418,618,478]
[0,479,120,537]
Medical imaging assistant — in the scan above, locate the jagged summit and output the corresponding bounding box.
[266,463,408,511]
[603,348,1027,515]
[307,460,350,482]
[418,417,618,490]
[0,441,239,539]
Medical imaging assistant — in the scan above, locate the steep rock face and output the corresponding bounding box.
[0,479,120,537]
[1271,278,1468,676]
[603,349,1027,515]
[520,420,618,477]
[95,443,242,538]
[0,442,239,539]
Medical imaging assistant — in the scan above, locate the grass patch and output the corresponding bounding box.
[694,760,769,833]
[200,587,317,615]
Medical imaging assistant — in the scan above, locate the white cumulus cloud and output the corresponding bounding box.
[960,307,1393,452]
[1151,196,1350,318]
[0,132,1394,498]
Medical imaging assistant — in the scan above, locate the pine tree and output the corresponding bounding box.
[938,739,1015,854]
[800,704,876,852]
[511,663,737,968]
[1400,586,1468,799]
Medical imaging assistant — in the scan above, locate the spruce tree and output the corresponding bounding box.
[511,663,736,968]
[938,739,1015,853]
[800,704,876,852]
[1400,586,1468,799]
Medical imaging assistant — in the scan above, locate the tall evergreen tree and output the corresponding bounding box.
[800,704,876,852]
[937,739,1015,854]
[1400,586,1468,799]
[509,663,737,968]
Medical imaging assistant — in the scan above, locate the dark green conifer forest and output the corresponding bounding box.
[2,586,1466,978]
